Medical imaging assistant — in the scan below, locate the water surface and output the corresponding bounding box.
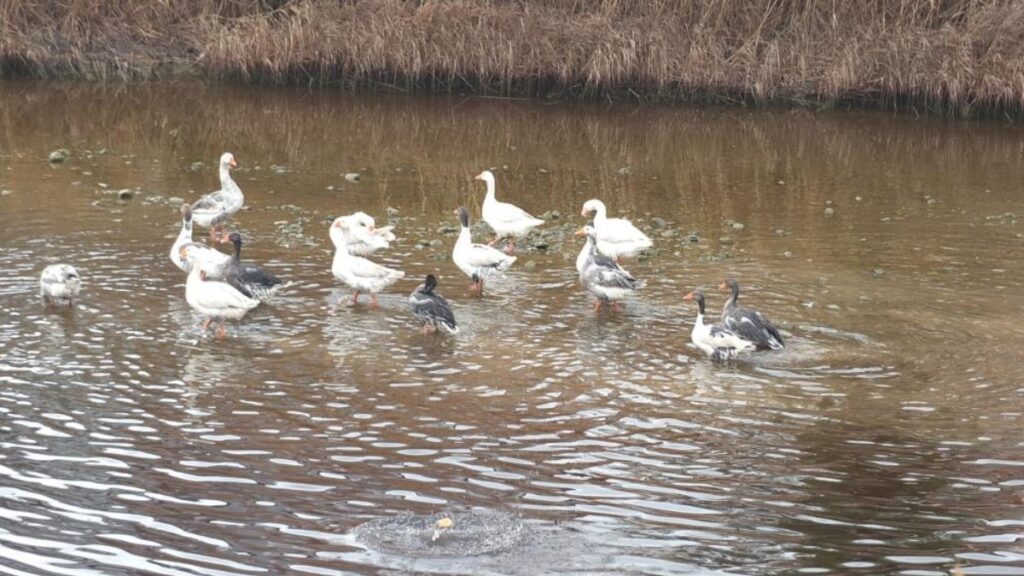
[1,81,1023,575]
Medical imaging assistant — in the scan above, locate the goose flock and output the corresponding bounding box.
[39,155,785,361]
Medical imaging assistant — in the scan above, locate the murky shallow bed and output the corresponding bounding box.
[0,80,1023,575]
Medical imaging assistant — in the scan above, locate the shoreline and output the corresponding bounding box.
[3,0,1023,118]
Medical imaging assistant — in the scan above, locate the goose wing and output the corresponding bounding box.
[193,280,258,311]
[466,243,514,269]
[724,309,784,349]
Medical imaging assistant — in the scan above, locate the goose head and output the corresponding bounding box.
[220,152,237,169]
[581,199,606,218]
[454,206,470,229]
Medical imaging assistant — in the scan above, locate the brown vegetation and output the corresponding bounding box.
[3,0,1024,116]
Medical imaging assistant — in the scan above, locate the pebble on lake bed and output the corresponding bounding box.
[48,149,70,163]
[344,173,361,183]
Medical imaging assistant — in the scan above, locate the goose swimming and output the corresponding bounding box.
[683,289,755,361]
[40,264,81,307]
[409,274,458,335]
[217,232,284,301]
[719,278,785,350]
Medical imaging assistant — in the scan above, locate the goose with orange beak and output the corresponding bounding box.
[329,215,405,307]
[339,211,397,256]
[477,170,544,253]
[190,152,243,243]
[575,225,644,313]
[682,289,755,361]
[178,245,259,339]
[580,198,652,261]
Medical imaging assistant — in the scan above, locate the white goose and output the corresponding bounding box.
[40,264,81,307]
[477,170,544,252]
[329,216,405,307]
[170,204,231,274]
[191,152,243,242]
[452,206,516,296]
[581,199,653,260]
[178,245,259,339]
[340,212,397,256]
[683,289,755,361]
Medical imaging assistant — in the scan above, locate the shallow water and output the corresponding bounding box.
[1,80,1023,575]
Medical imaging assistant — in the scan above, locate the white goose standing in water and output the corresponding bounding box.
[581,199,652,261]
[329,215,405,307]
[190,152,243,242]
[451,206,516,296]
[683,289,755,361]
[40,264,81,307]
[170,204,231,274]
[477,170,544,253]
[179,245,259,339]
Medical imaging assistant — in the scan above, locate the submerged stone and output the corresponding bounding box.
[48,149,70,163]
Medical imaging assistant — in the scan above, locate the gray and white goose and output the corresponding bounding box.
[170,204,231,274]
[216,232,284,301]
[575,225,644,313]
[408,274,458,335]
[683,289,755,361]
[451,206,516,296]
[190,152,243,242]
[719,278,784,351]
[40,264,81,307]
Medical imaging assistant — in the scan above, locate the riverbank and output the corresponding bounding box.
[3,0,1024,117]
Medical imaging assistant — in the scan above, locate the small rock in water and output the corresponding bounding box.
[872,268,885,277]
[824,207,835,217]
[98,182,109,189]
[386,206,400,217]
[731,222,745,230]
[48,149,70,163]
[855,195,863,202]
[344,173,361,183]
[718,236,733,245]
[540,210,561,221]
[773,228,786,236]
[117,189,134,201]
[659,230,676,238]
[537,168,548,174]
[616,166,631,176]
[168,197,184,205]
[826,304,841,311]
[1,189,12,196]
[523,260,537,270]
[436,225,458,235]
[686,234,700,243]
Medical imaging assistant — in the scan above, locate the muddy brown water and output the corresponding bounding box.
[1,80,1023,575]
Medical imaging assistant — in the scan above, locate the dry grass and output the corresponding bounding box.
[3,0,1024,116]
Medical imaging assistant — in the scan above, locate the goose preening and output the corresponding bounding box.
[217,232,284,301]
[719,278,785,350]
[170,204,231,274]
[408,274,459,335]
[40,264,81,307]
[683,289,755,361]
[580,199,653,261]
[329,217,405,307]
[575,225,644,313]
[178,245,259,339]
[452,206,516,296]
[477,170,544,253]
[190,152,243,242]
[335,212,396,256]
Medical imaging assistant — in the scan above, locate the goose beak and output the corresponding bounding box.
[580,208,589,217]
[368,224,376,233]
[682,292,694,301]
[474,172,484,181]
[332,219,342,229]
[718,280,728,291]
[574,227,587,237]
[229,158,237,168]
